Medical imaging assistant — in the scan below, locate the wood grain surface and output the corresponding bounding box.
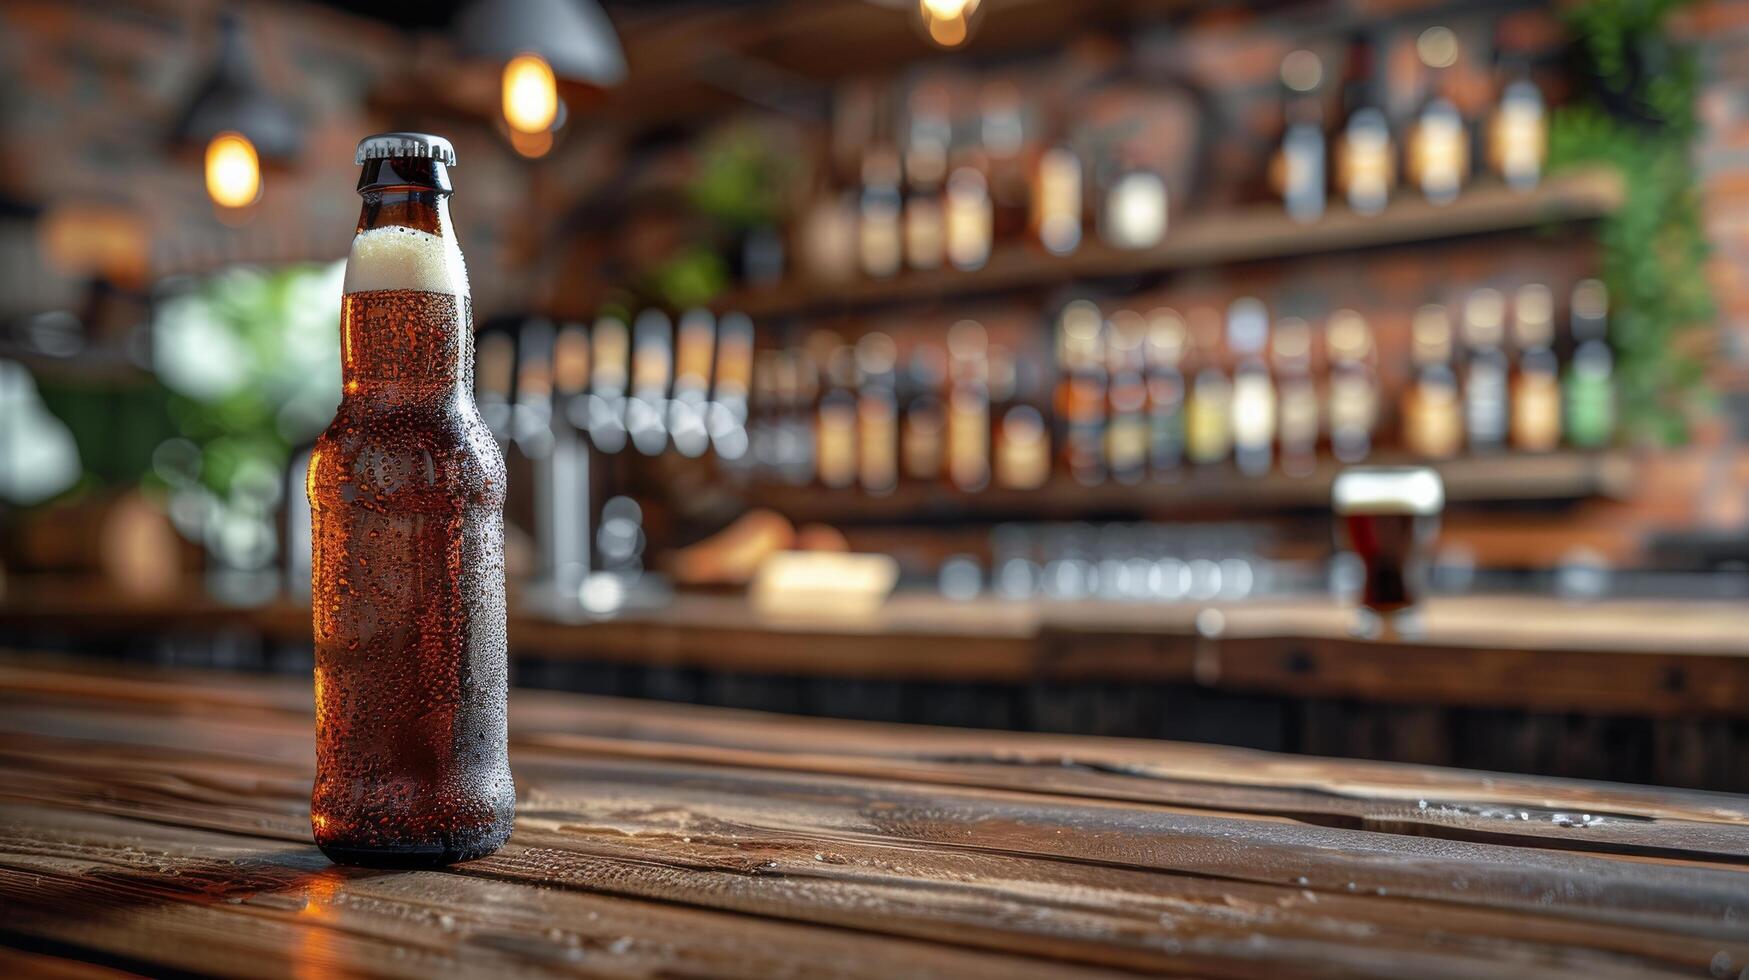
[1,653,1746,978]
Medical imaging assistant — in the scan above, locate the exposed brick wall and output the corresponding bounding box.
[0,0,530,313]
[1687,1,1749,377]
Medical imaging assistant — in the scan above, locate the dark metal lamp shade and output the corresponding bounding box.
[171,11,301,161]
[454,0,627,87]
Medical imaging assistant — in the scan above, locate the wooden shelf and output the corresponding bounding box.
[719,168,1625,318]
[731,450,1639,524]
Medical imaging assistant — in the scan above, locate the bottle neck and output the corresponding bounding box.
[354,156,453,235]
[342,162,470,408]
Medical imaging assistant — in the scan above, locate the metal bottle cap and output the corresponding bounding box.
[354,132,457,166]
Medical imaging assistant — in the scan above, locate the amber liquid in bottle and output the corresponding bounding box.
[1105,310,1150,484]
[946,320,992,492]
[1055,301,1108,484]
[310,144,513,867]
[1144,309,1188,478]
[1326,309,1378,463]
[855,332,900,494]
[1402,304,1464,459]
[816,339,859,489]
[1510,284,1561,452]
[1272,316,1320,477]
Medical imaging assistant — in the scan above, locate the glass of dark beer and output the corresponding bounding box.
[1332,466,1444,638]
[309,133,513,867]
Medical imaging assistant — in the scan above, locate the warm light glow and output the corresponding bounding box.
[502,53,559,135]
[509,126,554,159]
[919,0,978,47]
[204,132,261,209]
[921,0,976,18]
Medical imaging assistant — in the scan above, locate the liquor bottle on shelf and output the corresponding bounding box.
[1325,309,1378,463]
[750,349,780,476]
[1461,288,1510,452]
[548,322,594,594]
[980,80,1031,241]
[1144,308,1188,479]
[668,309,715,458]
[946,319,992,492]
[707,312,754,463]
[816,336,859,489]
[1055,301,1108,484]
[585,315,629,453]
[902,344,948,482]
[1184,307,1234,467]
[1274,49,1326,223]
[859,146,904,280]
[475,329,515,447]
[1104,309,1150,484]
[1408,25,1469,206]
[508,320,556,577]
[1489,55,1546,191]
[797,181,859,286]
[1336,34,1394,216]
[903,82,950,272]
[996,355,1051,490]
[1099,150,1167,250]
[1272,316,1320,477]
[1033,144,1084,256]
[1509,284,1561,452]
[1402,304,1464,459]
[1228,298,1276,477]
[1564,279,1615,448]
[627,310,673,456]
[855,332,900,494]
[987,341,1015,463]
[777,348,817,485]
[946,164,994,271]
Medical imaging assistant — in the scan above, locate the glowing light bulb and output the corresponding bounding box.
[204,132,261,209]
[918,0,978,48]
[502,53,558,135]
[921,0,976,18]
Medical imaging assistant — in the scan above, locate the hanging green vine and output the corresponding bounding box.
[1549,0,1714,446]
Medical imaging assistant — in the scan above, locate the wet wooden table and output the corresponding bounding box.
[2,653,1747,978]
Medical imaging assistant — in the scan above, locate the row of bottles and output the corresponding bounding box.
[477,279,1611,502]
[786,19,1549,289]
[1276,25,1547,222]
[741,281,1613,493]
[1403,278,1616,456]
[821,82,1182,283]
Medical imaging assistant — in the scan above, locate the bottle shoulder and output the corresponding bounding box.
[312,399,506,507]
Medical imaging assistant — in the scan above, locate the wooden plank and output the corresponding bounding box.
[0,737,1743,977]
[0,807,1097,980]
[1,655,1747,977]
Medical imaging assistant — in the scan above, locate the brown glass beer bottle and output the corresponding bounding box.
[309,133,513,866]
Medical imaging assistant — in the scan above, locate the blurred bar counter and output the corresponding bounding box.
[6,581,1749,787]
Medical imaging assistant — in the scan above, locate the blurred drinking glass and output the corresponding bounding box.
[1332,466,1443,638]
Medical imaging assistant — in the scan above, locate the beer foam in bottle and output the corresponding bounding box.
[343,225,469,296]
